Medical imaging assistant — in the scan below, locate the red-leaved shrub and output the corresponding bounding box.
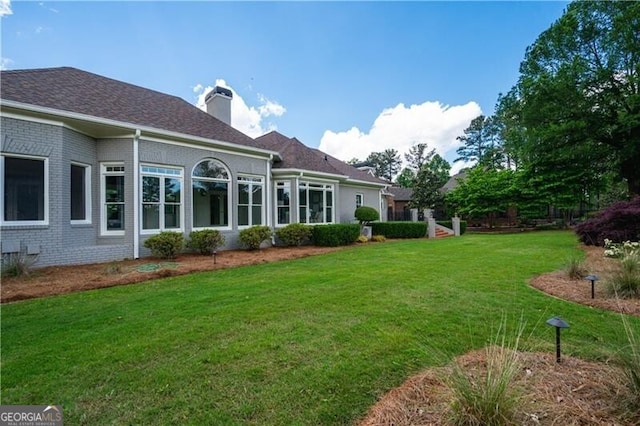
[575,197,640,246]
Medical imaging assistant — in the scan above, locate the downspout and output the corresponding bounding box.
[267,154,273,245]
[133,129,141,259]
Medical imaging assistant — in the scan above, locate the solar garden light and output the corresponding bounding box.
[213,250,217,265]
[546,316,569,363]
[584,274,599,299]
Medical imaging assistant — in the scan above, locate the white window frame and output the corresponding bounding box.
[140,165,184,234]
[191,159,232,231]
[70,162,92,225]
[356,193,364,209]
[275,181,291,226]
[237,175,265,228]
[101,163,125,236]
[1,154,49,226]
[298,181,334,224]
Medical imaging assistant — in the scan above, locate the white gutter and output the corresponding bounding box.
[133,129,141,259]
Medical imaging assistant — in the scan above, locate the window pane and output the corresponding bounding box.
[299,186,307,205]
[277,207,290,225]
[252,186,262,205]
[142,204,160,229]
[325,207,332,223]
[165,178,181,203]
[277,187,290,206]
[106,204,124,230]
[164,205,180,229]
[106,175,125,202]
[251,206,262,225]
[193,160,229,179]
[238,184,249,204]
[4,157,45,221]
[71,165,86,220]
[192,180,228,227]
[299,207,307,223]
[238,205,249,226]
[142,176,160,202]
[327,191,333,207]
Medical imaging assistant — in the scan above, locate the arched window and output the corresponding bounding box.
[192,159,230,228]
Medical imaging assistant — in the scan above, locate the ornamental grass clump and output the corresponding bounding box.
[618,315,640,421]
[608,253,640,299]
[565,256,587,280]
[445,319,524,426]
[1,251,38,278]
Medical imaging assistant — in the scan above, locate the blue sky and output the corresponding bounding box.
[1,1,569,174]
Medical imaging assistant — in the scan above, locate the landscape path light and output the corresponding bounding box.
[546,316,570,363]
[584,274,599,299]
[213,250,217,265]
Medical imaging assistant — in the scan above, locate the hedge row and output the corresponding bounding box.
[312,224,360,247]
[370,222,427,238]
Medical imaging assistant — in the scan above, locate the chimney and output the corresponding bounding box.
[204,86,233,126]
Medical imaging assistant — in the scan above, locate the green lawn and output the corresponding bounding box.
[2,231,637,424]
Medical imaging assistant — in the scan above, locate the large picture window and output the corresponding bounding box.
[71,163,91,224]
[276,181,291,225]
[237,176,264,227]
[298,182,334,224]
[102,164,125,235]
[141,165,183,232]
[2,155,48,224]
[192,159,230,228]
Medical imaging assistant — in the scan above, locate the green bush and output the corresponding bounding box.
[312,224,360,247]
[437,220,468,235]
[354,206,379,224]
[371,222,427,239]
[608,253,640,298]
[188,229,225,255]
[143,231,184,259]
[275,223,312,247]
[239,226,273,250]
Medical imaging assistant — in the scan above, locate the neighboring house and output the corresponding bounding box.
[0,67,388,267]
[440,170,468,193]
[386,186,413,221]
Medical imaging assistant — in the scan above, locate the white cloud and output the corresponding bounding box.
[0,0,13,17]
[0,57,13,70]
[193,79,286,138]
[318,100,482,173]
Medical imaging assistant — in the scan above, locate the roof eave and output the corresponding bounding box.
[0,99,280,159]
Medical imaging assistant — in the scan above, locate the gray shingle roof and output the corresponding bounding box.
[387,186,413,201]
[0,67,266,150]
[256,131,386,185]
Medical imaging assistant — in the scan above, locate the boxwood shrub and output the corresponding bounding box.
[239,225,273,250]
[188,229,225,255]
[370,222,427,238]
[312,224,360,247]
[275,223,313,247]
[143,231,184,259]
[436,220,467,235]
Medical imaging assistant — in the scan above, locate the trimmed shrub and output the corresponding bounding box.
[188,229,225,255]
[371,222,427,239]
[143,231,184,259]
[275,223,312,247]
[239,225,272,250]
[312,224,360,247]
[355,206,379,225]
[437,220,468,235]
[575,197,640,246]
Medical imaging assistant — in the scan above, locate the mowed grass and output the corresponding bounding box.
[2,231,638,424]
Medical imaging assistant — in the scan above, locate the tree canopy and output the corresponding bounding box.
[509,0,640,195]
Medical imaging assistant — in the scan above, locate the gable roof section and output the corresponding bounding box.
[387,186,413,201]
[0,67,267,150]
[256,131,386,186]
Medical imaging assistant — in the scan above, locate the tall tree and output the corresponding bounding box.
[514,1,640,195]
[367,149,402,182]
[395,167,415,188]
[455,115,504,168]
[409,154,451,210]
[404,143,435,172]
